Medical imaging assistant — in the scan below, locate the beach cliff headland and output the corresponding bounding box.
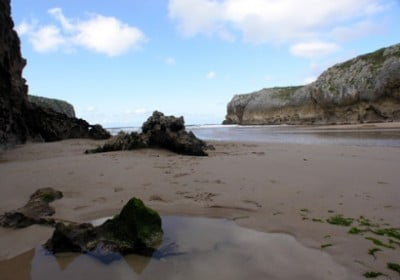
[224,43,400,125]
[0,0,110,150]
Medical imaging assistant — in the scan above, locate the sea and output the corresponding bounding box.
[106,124,400,148]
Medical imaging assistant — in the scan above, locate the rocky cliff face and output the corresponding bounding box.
[224,43,400,125]
[0,0,110,149]
[0,0,29,146]
[28,95,76,118]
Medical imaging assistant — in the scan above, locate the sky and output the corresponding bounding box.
[11,0,400,127]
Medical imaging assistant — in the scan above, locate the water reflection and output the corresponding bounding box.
[0,216,348,280]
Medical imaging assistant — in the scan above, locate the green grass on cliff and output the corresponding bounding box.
[270,86,303,101]
[337,45,400,71]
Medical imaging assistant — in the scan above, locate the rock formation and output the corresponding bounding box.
[28,95,76,118]
[0,188,63,228]
[44,198,163,259]
[87,111,210,156]
[0,0,29,147]
[224,43,400,125]
[0,0,110,150]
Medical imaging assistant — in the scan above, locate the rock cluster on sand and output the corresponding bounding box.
[44,198,163,258]
[0,188,63,228]
[224,43,400,125]
[0,0,110,149]
[0,187,164,258]
[87,111,209,156]
[28,95,76,118]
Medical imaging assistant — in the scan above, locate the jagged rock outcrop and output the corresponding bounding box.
[0,0,110,150]
[28,95,76,118]
[224,43,400,125]
[87,111,209,156]
[0,0,29,147]
[44,198,163,259]
[0,188,63,228]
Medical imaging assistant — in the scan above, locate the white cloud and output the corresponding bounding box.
[168,0,392,44]
[330,20,385,42]
[169,0,226,37]
[17,8,146,56]
[15,20,34,35]
[86,106,96,112]
[74,15,145,56]
[206,71,216,79]
[165,57,176,65]
[30,25,66,52]
[290,41,339,58]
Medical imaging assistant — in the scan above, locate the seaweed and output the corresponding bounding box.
[363,271,384,278]
[327,214,353,226]
[365,237,395,249]
[372,228,400,240]
[368,248,382,259]
[349,227,363,235]
[387,263,400,274]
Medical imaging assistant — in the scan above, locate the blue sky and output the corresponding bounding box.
[11,0,400,127]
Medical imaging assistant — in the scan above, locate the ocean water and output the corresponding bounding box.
[107,124,400,148]
[0,216,347,280]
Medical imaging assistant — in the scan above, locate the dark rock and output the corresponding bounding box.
[86,131,147,154]
[0,0,110,150]
[89,124,112,140]
[87,111,208,156]
[23,102,111,142]
[0,187,63,228]
[28,95,76,118]
[0,0,29,148]
[44,198,163,259]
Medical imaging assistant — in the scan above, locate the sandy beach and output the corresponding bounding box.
[0,126,399,279]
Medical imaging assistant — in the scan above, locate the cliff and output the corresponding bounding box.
[28,95,76,118]
[0,0,29,146]
[224,43,400,125]
[0,0,110,149]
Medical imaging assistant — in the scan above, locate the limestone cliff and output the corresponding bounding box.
[224,43,400,125]
[0,0,110,149]
[28,95,76,118]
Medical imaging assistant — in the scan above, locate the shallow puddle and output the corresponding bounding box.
[0,216,347,280]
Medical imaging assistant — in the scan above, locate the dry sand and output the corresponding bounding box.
[0,128,399,279]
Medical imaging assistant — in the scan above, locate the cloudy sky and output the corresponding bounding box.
[12,0,400,127]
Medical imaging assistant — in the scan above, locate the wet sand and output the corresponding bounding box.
[0,125,399,279]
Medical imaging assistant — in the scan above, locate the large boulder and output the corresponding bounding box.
[44,198,163,259]
[87,111,209,156]
[0,188,63,228]
[224,43,400,125]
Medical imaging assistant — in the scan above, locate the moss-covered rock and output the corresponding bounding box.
[0,187,63,228]
[44,197,163,259]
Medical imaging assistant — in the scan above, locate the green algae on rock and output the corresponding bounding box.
[0,188,63,228]
[44,197,163,259]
